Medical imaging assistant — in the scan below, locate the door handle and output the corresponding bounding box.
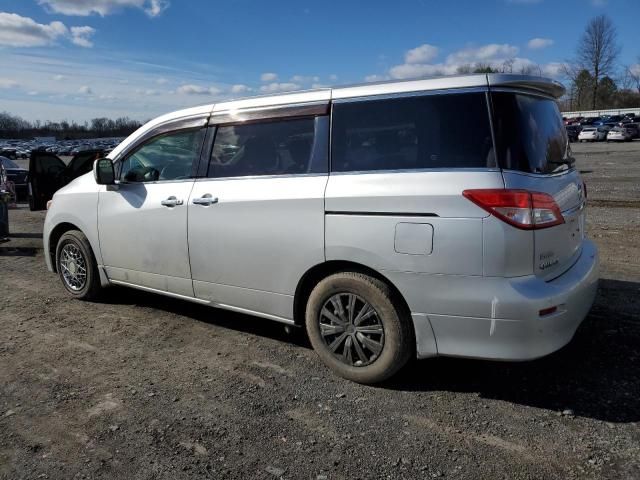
[192,194,218,206]
[161,196,183,207]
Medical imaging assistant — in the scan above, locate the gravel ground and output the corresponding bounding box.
[1,142,639,480]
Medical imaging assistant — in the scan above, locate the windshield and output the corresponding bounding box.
[0,156,20,169]
[491,92,573,174]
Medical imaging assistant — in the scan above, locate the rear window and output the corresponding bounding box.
[331,92,495,172]
[491,92,573,174]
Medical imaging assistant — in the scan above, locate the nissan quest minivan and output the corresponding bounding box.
[42,74,599,384]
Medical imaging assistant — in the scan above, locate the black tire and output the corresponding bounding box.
[305,272,413,384]
[55,230,101,300]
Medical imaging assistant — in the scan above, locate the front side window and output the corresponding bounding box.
[208,117,320,178]
[331,92,494,172]
[120,129,204,182]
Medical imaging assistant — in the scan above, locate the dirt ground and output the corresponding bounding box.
[1,141,639,480]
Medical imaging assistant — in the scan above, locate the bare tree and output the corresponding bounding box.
[624,63,640,93]
[575,15,620,109]
[501,58,515,74]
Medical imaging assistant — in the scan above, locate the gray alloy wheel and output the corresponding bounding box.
[59,243,88,291]
[319,292,385,367]
[56,230,101,300]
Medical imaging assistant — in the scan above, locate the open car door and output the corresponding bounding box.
[28,151,67,211]
[28,149,105,211]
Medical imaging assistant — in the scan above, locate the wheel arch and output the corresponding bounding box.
[293,260,413,330]
[48,222,82,272]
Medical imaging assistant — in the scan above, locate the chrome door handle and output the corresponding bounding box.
[161,196,183,207]
[192,194,218,206]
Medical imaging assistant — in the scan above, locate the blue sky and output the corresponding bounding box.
[0,0,638,122]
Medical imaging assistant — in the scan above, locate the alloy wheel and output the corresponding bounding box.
[59,243,87,291]
[319,293,385,367]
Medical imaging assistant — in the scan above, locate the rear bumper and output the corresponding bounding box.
[386,239,599,360]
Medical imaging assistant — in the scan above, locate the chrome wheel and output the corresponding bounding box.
[319,293,385,367]
[59,243,87,291]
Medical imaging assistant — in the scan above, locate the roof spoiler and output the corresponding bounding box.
[486,74,566,99]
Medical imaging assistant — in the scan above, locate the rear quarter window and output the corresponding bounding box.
[491,92,573,174]
[331,92,495,172]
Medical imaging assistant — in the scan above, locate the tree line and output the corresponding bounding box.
[0,113,143,140]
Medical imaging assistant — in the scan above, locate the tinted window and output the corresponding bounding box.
[331,92,494,172]
[208,117,320,178]
[120,129,204,182]
[0,157,20,169]
[491,92,572,174]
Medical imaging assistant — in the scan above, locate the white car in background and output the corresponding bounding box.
[578,127,607,142]
[606,127,633,142]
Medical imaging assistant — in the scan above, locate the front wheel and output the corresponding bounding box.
[56,230,101,300]
[305,272,413,384]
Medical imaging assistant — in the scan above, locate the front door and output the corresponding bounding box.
[188,115,329,321]
[98,128,205,296]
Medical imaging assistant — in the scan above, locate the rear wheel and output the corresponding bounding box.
[55,230,101,300]
[305,272,413,384]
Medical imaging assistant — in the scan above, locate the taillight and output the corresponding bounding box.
[462,189,564,230]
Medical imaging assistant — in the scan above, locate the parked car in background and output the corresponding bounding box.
[0,148,18,160]
[28,149,106,211]
[566,125,582,142]
[607,127,633,142]
[578,127,607,142]
[42,74,598,384]
[0,156,29,201]
[0,160,9,239]
[624,123,639,139]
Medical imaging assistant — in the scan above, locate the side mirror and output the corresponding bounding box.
[93,158,115,185]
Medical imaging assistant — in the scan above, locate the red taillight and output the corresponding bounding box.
[462,189,564,230]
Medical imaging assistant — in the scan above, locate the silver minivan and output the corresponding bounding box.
[43,74,599,383]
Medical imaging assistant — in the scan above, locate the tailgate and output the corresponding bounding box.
[502,170,586,280]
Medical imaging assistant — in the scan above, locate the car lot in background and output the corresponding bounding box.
[0,156,28,201]
[578,126,608,142]
[1,139,639,479]
[607,127,633,142]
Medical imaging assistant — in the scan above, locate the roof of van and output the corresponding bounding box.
[210,73,565,112]
[108,74,564,160]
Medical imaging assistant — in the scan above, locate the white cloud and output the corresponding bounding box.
[27,90,39,96]
[446,44,519,64]
[156,77,168,85]
[52,74,66,81]
[0,12,95,48]
[38,0,170,17]
[70,26,95,47]
[404,44,439,64]
[0,12,67,47]
[78,85,92,94]
[364,74,388,82]
[382,42,564,81]
[527,37,554,49]
[260,72,278,82]
[329,74,338,81]
[176,84,220,95]
[259,82,301,93]
[230,84,251,94]
[389,63,456,79]
[0,78,19,89]
[145,0,169,16]
[291,74,320,83]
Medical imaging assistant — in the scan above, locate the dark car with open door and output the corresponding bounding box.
[28,149,105,211]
